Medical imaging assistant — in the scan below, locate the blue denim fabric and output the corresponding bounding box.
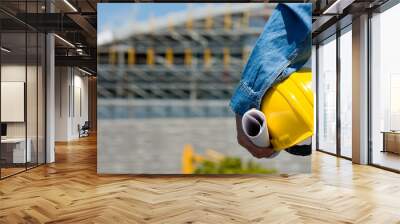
[230,3,312,116]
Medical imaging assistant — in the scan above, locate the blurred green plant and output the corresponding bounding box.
[194,157,276,174]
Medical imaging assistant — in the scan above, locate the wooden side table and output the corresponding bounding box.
[381,131,400,154]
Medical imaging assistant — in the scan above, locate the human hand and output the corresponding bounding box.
[235,114,277,158]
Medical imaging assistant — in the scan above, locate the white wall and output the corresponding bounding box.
[55,67,89,141]
[1,65,26,81]
[74,73,89,135]
[55,66,70,141]
[1,82,25,122]
[1,64,46,164]
[1,65,34,138]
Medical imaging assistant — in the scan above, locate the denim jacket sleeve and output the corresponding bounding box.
[230,3,312,116]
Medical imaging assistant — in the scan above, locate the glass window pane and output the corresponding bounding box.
[24,0,40,170]
[1,31,27,177]
[27,31,38,169]
[318,36,337,154]
[371,4,400,171]
[340,28,352,158]
[0,0,46,179]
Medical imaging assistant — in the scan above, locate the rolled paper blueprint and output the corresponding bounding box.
[241,109,270,147]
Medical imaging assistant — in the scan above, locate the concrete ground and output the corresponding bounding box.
[98,117,310,174]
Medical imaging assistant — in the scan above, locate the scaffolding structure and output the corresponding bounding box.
[98,4,273,118]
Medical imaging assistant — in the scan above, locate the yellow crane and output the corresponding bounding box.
[181,144,224,174]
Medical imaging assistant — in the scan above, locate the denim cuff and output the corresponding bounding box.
[229,81,260,116]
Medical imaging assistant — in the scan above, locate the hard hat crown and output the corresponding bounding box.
[260,70,313,151]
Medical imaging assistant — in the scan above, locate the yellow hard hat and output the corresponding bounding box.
[260,70,313,151]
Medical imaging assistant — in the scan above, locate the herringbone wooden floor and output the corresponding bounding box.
[1,135,400,224]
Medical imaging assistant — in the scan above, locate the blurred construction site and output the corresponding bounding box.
[97,3,310,174]
[97,3,274,118]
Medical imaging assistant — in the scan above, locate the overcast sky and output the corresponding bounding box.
[98,3,207,33]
